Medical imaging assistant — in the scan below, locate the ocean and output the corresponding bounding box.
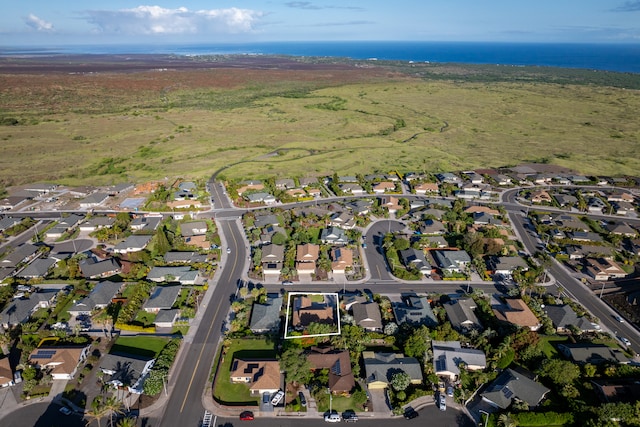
[2,41,640,74]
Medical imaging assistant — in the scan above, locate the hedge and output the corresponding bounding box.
[512,411,573,426]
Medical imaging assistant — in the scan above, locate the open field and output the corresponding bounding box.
[0,55,639,186]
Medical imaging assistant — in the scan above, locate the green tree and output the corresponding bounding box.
[116,417,138,427]
[271,233,287,245]
[279,347,312,385]
[393,238,410,251]
[154,226,171,255]
[403,325,430,358]
[390,371,411,391]
[538,359,580,386]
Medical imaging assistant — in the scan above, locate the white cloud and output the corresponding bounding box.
[25,14,54,32]
[83,5,263,35]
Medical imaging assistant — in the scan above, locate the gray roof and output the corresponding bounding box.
[432,341,486,377]
[399,248,430,271]
[434,250,471,270]
[320,227,348,244]
[114,235,152,252]
[261,244,285,263]
[249,295,283,333]
[0,290,58,327]
[80,258,120,279]
[100,352,154,390]
[481,368,550,409]
[59,214,84,228]
[81,216,115,229]
[154,309,180,325]
[0,217,21,232]
[164,252,208,264]
[392,295,438,327]
[544,305,591,331]
[254,214,279,228]
[180,221,208,237]
[490,256,529,273]
[1,243,39,268]
[80,192,109,206]
[69,281,123,314]
[147,266,197,283]
[17,258,56,278]
[363,352,423,385]
[444,298,482,332]
[558,343,629,365]
[130,216,161,231]
[352,302,382,331]
[143,286,182,310]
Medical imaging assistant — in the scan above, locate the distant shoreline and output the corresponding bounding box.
[1,41,639,73]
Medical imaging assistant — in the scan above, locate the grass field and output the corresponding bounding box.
[110,335,169,358]
[1,60,639,187]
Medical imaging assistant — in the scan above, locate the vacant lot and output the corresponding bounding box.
[1,56,638,186]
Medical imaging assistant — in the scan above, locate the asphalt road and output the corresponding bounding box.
[362,220,405,282]
[151,218,248,427]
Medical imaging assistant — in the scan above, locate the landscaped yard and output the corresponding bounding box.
[134,310,157,327]
[110,336,169,358]
[539,335,569,358]
[212,337,277,406]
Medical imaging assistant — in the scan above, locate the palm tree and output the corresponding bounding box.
[103,395,124,427]
[497,412,516,427]
[85,396,108,427]
[115,417,137,427]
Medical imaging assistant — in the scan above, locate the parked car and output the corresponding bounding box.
[324,413,341,423]
[262,392,270,404]
[439,394,447,411]
[282,280,293,285]
[403,408,419,420]
[446,386,454,397]
[239,411,254,421]
[271,390,285,406]
[621,337,632,346]
[299,391,307,407]
[343,410,358,422]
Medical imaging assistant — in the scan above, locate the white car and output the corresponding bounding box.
[621,337,632,347]
[226,247,231,254]
[271,390,285,406]
[324,413,341,423]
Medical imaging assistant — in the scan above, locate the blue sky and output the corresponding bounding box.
[2,0,640,46]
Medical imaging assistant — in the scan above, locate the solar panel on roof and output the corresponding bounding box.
[502,386,514,399]
[32,353,53,359]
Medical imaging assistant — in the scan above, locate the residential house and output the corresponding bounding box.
[379,196,402,213]
[153,309,180,328]
[418,219,446,235]
[80,257,121,279]
[0,243,39,269]
[487,256,529,278]
[17,258,56,279]
[592,379,640,404]
[275,178,295,190]
[363,351,423,390]
[444,298,483,333]
[423,236,449,248]
[113,235,152,254]
[433,250,472,274]
[392,295,438,327]
[551,214,589,231]
[399,248,431,276]
[0,217,21,233]
[100,353,155,394]
[568,231,603,243]
[249,294,283,334]
[28,345,91,380]
[531,190,553,204]
[413,182,439,195]
[45,214,84,239]
[495,174,513,186]
[68,281,124,317]
[246,192,277,205]
[587,197,607,214]
[130,215,162,232]
[79,216,115,232]
[339,183,365,195]
[331,248,353,274]
[554,194,578,207]
[321,227,348,245]
[432,341,487,381]
[372,182,396,194]
[584,258,627,281]
[299,177,318,187]
[566,245,613,260]
[79,192,109,209]
[558,343,629,365]
[351,302,383,332]
[493,298,541,331]
[345,199,373,216]
[292,295,335,329]
[230,358,281,396]
[177,221,209,250]
[329,211,355,229]
[465,171,484,184]
[606,190,635,203]
[147,266,199,284]
[296,243,319,276]
[261,244,285,277]
[481,368,550,410]
[307,346,356,395]
[436,173,462,185]
[544,305,599,333]
[143,285,182,313]
[464,205,500,216]
[164,251,208,264]
[236,180,264,196]
[611,201,636,216]
[0,289,58,329]
[0,357,13,387]
[421,208,446,220]
[254,214,279,229]
[606,222,637,237]
[338,176,358,183]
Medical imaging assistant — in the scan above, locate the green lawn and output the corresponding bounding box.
[110,336,169,358]
[212,338,277,406]
[539,335,569,358]
[133,310,157,327]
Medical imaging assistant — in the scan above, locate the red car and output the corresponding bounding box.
[239,411,254,421]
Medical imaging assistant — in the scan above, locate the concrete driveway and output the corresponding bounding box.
[369,388,390,413]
